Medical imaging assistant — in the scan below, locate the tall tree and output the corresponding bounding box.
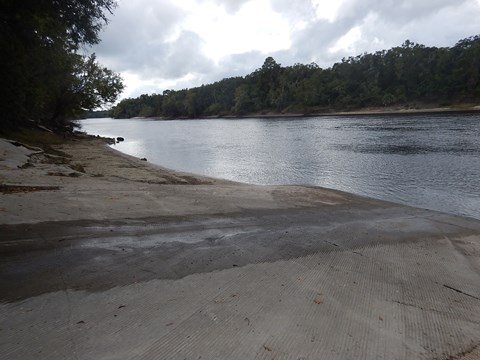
[0,0,123,131]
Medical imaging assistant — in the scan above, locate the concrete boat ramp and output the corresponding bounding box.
[1,138,480,359]
[1,201,480,359]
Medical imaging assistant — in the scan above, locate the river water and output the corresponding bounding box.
[80,114,480,219]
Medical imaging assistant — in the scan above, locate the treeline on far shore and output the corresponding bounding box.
[109,35,480,119]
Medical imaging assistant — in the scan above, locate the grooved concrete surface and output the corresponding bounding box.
[1,204,480,360]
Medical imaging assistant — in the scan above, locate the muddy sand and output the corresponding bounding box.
[0,136,479,359]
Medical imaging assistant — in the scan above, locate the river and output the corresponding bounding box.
[80,113,480,219]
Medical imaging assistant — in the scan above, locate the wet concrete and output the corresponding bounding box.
[1,200,480,359]
[2,203,479,303]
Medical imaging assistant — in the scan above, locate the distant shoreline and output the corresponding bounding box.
[109,105,480,121]
[201,105,480,119]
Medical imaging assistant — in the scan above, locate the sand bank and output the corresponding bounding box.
[0,136,376,224]
[193,104,480,120]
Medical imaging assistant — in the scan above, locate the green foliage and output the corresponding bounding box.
[233,85,255,114]
[82,110,112,119]
[111,35,480,119]
[0,0,124,131]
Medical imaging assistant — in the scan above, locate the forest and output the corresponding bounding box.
[111,36,480,119]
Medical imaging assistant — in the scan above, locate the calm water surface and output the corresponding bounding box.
[81,114,480,219]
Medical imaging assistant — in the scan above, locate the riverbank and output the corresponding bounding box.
[1,134,480,359]
[311,103,480,117]
[0,134,369,224]
[149,103,480,120]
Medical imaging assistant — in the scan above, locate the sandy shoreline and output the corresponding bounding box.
[0,135,373,224]
[1,135,480,359]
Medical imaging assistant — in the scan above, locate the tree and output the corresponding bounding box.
[0,0,123,131]
[249,57,282,109]
[48,54,124,130]
[0,0,117,50]
[233,85,254,114]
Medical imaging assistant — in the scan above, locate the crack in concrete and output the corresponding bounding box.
[442,284,480,301]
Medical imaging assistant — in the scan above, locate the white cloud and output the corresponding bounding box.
[181,0,291,62]
[312,0,346,22]
[93,0,480,99]
[328,26,362,54]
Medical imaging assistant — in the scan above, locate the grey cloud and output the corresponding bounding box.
[161,31,214,79]
[219,52,267,75]
[94,0,480,98]
[95,2,215,82]
[256,15,362,70]
[201,0,251,13]
[269,0,317,21]
[332,0,478,50]
[337,0,470,24]
[174,51,267,88]
[112,30,214,80]
[97,0,183,57]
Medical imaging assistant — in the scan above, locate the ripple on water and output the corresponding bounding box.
[81,114,480,219]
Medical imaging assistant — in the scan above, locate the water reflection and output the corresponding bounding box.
[81,114,480,219]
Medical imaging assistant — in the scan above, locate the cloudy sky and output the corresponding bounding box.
[93,0,480,99]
